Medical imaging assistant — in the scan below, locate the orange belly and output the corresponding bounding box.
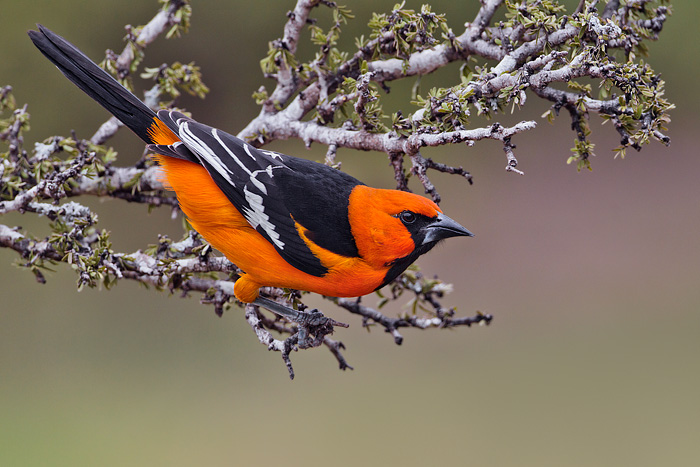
[154,156,387,302]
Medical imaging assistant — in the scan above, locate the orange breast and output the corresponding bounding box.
[154,155,389,302]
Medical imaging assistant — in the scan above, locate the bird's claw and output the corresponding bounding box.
[252,297,349,350]
[295,308,349,328]
[292,308,349,349]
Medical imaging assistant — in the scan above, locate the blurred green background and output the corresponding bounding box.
[1,1,698,466]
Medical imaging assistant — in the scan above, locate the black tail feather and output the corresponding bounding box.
[28,24,157,143]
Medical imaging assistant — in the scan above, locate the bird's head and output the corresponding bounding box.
[348,186,473,273]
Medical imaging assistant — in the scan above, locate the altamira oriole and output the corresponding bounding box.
[28,25,473,315]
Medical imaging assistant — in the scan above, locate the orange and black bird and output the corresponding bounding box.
[28,25,473,326]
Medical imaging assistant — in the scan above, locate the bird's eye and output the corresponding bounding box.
[399,211,416,224]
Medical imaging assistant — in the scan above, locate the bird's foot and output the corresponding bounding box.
[292,308,349,349]
[253,297,348,349]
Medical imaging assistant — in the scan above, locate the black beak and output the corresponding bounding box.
[422,212,474,246]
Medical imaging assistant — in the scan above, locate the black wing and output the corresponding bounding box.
[159,111,363,276]
[274,156,362,258]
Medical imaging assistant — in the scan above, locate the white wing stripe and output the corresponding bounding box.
[243,186,284,249]
[243,144,257,161]
[211,129,252,175]
[261,150,283,160]
[179,123,236,187]
[208,129,273,195]
[249,173,268,195]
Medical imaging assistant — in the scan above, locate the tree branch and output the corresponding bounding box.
[2,0,673,377]
[90,0,193,145]
[334,297,492,346]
